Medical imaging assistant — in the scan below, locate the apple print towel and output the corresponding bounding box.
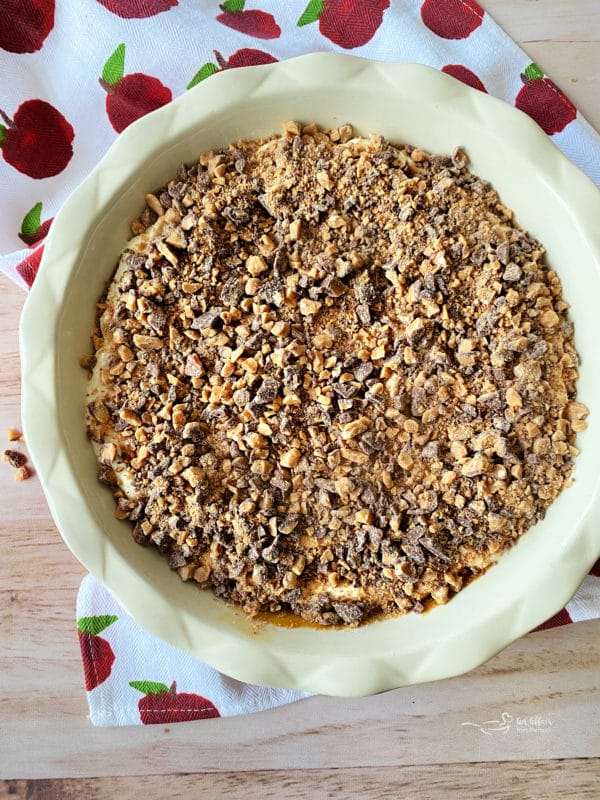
[77,575,312,725]
[3,0,600,725]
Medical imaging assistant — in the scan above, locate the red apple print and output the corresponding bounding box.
[18,201,53,246]
[532,607,572,632]
[0,100,74,179]
[96,0,177,18]
[421,0,484,40]
[515,63,577,136]
[187,49,278,89]
[16,245,44,288]
[222,47,278,69]
[130,680,221,724]
[297,0,390,49]
[77,615,118,691]
[441,64,487,93]
[0,0,55,54]
[217,0,281,40]
[100,44,172,134]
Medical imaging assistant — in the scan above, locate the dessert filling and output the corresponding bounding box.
[85,122,587,627]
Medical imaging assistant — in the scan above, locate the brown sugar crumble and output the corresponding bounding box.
[85,122,588,627]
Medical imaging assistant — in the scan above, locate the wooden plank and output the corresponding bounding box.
[485,0,600,41]
[3,759,600,800]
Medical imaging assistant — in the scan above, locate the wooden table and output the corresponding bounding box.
[1,2,599,796]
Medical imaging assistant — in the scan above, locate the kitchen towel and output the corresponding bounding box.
[77,575,312,726]
[2,0,599,725]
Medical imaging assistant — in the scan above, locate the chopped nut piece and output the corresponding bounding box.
[246,254,268,276]
[313,332,333,349]
[98,443,117,465]
[182,466,203,487]
[355,508,374,525]
[280,448,301,468]
[89,401,110,424]
[340,417,370,440]
[132,334,163,350]
[327,213,346,229]
[119,408,142,426]
[251,459,273,475]
[118,345,134,363]
[194,565,211,583]
[283,571,298,589]
[461,454,487,477]
[405,318,425,344]
[540,309,560,328]
[145,193,163,216]
[269,322,287,339]
[452,147,468,168]
[450,441,467,460]
[441,470,457,486]
[505,387,523,408]
[156,240,178,265]
[289,220,302,240]
[397,452,414,469]
[291,555,306,575]
[166,227,187,249]
[299,298,321,316]
[565,402,588,422]
[316,171,333,189]
[245,277,261,296]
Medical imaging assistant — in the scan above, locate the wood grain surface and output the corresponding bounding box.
[2,760,600,800]
[1,1,599,795]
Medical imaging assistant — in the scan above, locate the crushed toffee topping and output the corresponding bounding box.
[85,122,588,627]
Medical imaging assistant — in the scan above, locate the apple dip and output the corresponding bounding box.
[85,122,588,627]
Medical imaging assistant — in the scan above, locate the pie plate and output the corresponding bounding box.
[20,54,600,696]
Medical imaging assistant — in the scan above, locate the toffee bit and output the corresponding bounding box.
[322,275,347,297]
[14,465,31,482]
[333,602,365,625]
[254,377,281,404]
[191,308,223,330]
[220,277,244,306]
[3,449,27,468]
[355,304,371,326]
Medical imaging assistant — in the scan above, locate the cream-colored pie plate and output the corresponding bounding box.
[20,54,600,696]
